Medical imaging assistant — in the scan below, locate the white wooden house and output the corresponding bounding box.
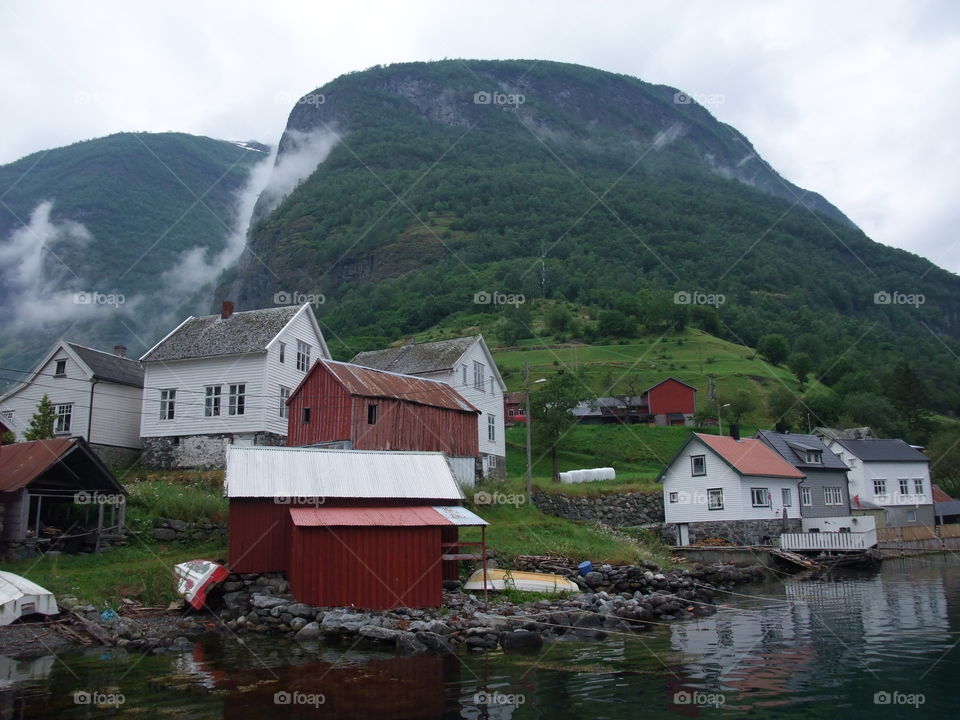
[139,302,329,468]
[658,432,805,546]
[352,335,506,477]
[0,341,143,467]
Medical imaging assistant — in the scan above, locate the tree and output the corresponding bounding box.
[757,334,789,365]
[544,304,573,335]
[718,389,755,425]
[767,386,803,430]
[24,394,56,441]
[927,430,960,497]
[885,361,929,430]
[530,370,589,482]
[788,352,814,389]
[597,310,635,339]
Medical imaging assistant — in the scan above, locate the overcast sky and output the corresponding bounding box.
[2,0,958,273]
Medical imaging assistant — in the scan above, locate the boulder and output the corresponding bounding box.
[153,528,177,541]
[294,621,321,641]
[359,626,401,642]
[285,603,314,619]
[251,594,288,609]
[500,630,544,651]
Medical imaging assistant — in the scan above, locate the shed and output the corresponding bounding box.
[0,437,126,551]
[225,446,488,608]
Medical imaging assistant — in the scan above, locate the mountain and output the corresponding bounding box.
[0,132,269,380]
[221,59,960,413]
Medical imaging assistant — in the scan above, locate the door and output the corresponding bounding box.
[677,524,690,546]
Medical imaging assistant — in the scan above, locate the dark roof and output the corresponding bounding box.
[833,438,928,463]
[755,430,848,470]
[304,360,478,413]
[68,343,144,387]
[351,336,477,375]
[142,306,301,362]
[0,437,125,494]
[935,499,960,518]
[504,392,527,404]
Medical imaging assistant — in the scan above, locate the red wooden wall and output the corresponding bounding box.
[647,379,696,415]
[285,364,353,447]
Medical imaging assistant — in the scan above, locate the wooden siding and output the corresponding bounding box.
[228,500,292,573]
[647,379,696,415]
[289,525,443,609]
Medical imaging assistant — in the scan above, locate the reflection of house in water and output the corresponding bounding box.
[0,654,55,718]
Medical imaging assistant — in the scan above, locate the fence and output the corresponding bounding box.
[780,530,877,551]
[876,524,960,556]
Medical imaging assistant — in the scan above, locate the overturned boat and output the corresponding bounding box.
[173,560,229,610]
[463,568,579,594]
[0,572,59,625]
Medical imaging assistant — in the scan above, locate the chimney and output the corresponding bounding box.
[221,301,235,320]
[113,345,127,358]
[730,423,741,441]
[775,422,788,434]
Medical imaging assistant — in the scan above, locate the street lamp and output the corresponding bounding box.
[717,403,731,437]
[524,362,547,499]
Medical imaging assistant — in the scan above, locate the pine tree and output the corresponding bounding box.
[24,394,56,441]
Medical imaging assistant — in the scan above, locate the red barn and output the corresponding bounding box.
[287,360,479,458]
[644,378,697,426]
[225,446,487,609]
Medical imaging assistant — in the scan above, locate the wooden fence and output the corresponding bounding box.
[780,530,877,551]
[876,524,960,556]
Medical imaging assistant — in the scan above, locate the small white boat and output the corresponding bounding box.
[0,572,59,625]
[173,560,229,610]
[463,568,579,593]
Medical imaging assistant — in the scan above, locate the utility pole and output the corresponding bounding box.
[525,361,533,500]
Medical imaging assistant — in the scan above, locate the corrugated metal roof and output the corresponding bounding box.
[696,433,806,478]
[225,446,465,500]
[933,484,953,503]
[833,438,929,463]
[290,506,452,527]
[352,336,477,375]
[319,360,477,413]
[68,343,144,387]
[431,504,488,526]
[0,438,79,492]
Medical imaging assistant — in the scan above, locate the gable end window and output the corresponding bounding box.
[54,359,67,377]
[228,384,246,416]
[474,361,485,390]
[751,487,770,507]
[462,364,467,387]
[279,386,291,419]
[690,455,706,476]
[204,385,222,417]
[279,342,286,364]
[159,390,176,420]
[296,341,311,372]
[55,403,72,433]
[367,404,378,425]
[707,488,724,510]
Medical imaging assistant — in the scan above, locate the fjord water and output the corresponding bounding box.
[3,557,958,719]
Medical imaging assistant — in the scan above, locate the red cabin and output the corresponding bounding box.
[645,378,696,425]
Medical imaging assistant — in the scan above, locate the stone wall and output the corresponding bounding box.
[90,443,142,470]
[141,432,285,469]
[153,517,227,543]
[532,488,664,526]
[661,518,802,546]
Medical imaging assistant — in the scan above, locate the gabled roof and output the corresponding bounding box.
[0,437,125,494]
[932,484,953,503]
[833,438,928,463]
[644,377,697,394]
[67,343,144,387]
[141,304,327,362]
[296,360,478,413]
[693,433,805,478]
[352,336,477,375]
[225,446,465,500]
[504,392,527,404]
[755,430,848,470]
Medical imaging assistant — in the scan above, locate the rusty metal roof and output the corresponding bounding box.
[352,336,477,375]
[696,433,806,478]
[0,438,79,492]
[225,446,465,500]
[317,360,478,413]
[289,504,487,527]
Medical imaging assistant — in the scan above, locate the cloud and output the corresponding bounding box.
[257,128,340,214]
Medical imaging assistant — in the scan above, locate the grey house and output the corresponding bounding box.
[755,430,851,519]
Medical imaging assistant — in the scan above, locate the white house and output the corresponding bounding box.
[823,437,934,528]
[352,335,506,477]
[658,432,805,546]
[0,341,143,467]
[139,302,329,468]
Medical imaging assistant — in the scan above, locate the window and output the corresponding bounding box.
[872,479,886,497]
[751,488,770,507]
[801,486,812,506]
[474,361,485,390]
[228,384,246,416]
[279,386,290,419]
[824,487,844,506]
[707,488,724,510]
[898,479,910,496]
[906,510,918,522]
[508,409,515,418]
[489,377,494,395]
[691,455,706,476]
[0,409,14,425]
[803,450,822,464]
[487,455,497,469]
[367,404,378,425]
[204,385,222,417]
[296,341,311,372]
[279,342,286,363]
[913,478,924,495]
[488,414,496,442]
[54,404,72,433]
[159,390,175,420]
[462,364,467,387]
[782,488,792,507]
[302,407,311,424]
[669,492,679,503]
[54,359,67,377]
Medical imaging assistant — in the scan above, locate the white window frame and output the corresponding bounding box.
[474,361,485,391]
[751,487,770,507]
[906,509,918,522]
[204,385,222,417]
[913,478,924,496]
[804,450,822,464]
[487,455,497,469]
[873,479,886,497]
[279,386,290,419]
[669,492,679,503]
[898,478,910,496]
[487,414,496,442]
[159,389,176,420]
[1,409,14,425]
[54,403,72,433]
[707,488,724,510]
[782,488,792,507]
[54,359,67,377]
[279,342,286,364]
[800,486,812,506]
[462,364,467,387]
[228,384,246,416]
[824,486,844,506]
[690,455,706,476]
[296,341,311,372]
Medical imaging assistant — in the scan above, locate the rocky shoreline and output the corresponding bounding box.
[0,561,766,659]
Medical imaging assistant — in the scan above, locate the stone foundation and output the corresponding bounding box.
[661,518,802,546]
[141,432,286,469]
[90,443,142,470]
[532,489,664,527]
